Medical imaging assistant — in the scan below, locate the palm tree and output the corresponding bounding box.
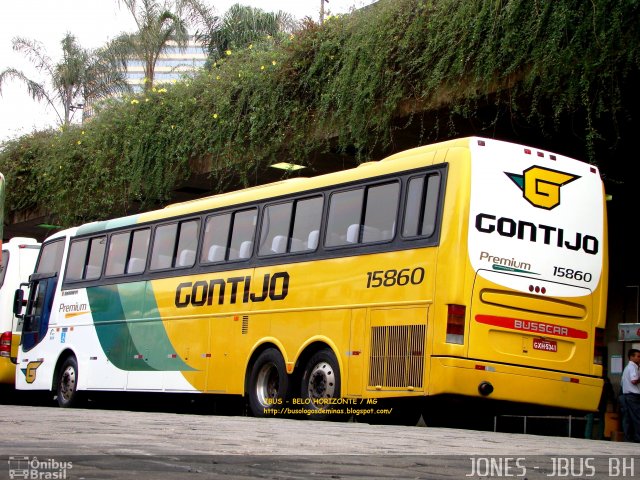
[201,3,297,62]
[0,34,130,127]
[114,0,199,92]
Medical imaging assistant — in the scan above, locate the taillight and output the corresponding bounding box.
[446,304,466,344]
[0,331,11,358]
[594,327,605,365]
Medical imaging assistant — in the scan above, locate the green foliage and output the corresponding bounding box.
[1,0,639,227]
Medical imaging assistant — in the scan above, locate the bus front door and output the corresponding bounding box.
[20,272,58,353]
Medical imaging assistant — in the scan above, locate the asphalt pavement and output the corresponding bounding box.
[0,404,638,479]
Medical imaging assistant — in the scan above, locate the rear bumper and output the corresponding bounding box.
[429,356,602,412]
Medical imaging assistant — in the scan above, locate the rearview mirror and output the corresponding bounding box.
[12,289,24,317]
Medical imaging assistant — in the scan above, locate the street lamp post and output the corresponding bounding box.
[320,0,329,23]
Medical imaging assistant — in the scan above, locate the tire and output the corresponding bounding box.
[299,349,342,420]
[247,349,288,417]
[56,356,79,408]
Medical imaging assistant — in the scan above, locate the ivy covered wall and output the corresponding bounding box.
[1,0,639,227]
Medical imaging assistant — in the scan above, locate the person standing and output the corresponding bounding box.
[620,348,640,442]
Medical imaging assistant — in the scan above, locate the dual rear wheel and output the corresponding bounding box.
[247,348,341,419]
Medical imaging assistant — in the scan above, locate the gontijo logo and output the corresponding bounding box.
[506,166,579,210]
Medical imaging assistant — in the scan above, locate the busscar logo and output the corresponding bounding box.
[21,360,43,384]
[506,166,579,210]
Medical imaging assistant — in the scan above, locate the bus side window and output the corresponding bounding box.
[258,202,292,256]
[421,175,441,236]
[403,173,440,238]
[127,229,150,274]
[150,223,178,270]
[66,240,89,281]
[325,189,364,247]
[106,228,151,276]
[291,196,322,252]
[85,237,106,280]
[259,196,323,255]
[175,220,199,268]
[150,220,199,270]
[201,213,231,263]
[228,209,257,261]
[362,182,399,243]
[66,236,106,281]
[105,231,129,276]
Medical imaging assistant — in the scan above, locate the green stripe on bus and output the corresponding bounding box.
[87,284,193,371]
[123,282,194,371]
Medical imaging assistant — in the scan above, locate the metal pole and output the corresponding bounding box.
[568,415,572,437]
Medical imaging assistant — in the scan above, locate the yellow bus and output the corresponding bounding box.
[13,137,608,422]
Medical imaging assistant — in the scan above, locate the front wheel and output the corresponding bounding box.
[299,349,342,420]
[56,356,79,408]
[247,349,289,417]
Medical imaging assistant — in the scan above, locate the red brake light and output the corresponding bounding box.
[594,328,605,365]
[0,331,11,358]
[446,304,466,344]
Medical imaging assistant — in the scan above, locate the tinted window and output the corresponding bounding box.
[128,229,150,273]
[176,220,199,268]
[259,202,293,256]
[85,237,106,280]
[201,213,231,263]
[229,209,257,260]
[291,197,323,252]
[325,189,364,247]
[36,239,65,274]
[362,182,399,242]
[421,175,440,236]
[326,182,399,247]
[259,196,324,256]
[150,220,199,271]
[150,223,178,270]
[403,173,440,237]
[66,236,106,281]
[104,228,151,276]
[105,232,129,276]
[66,240,88,281]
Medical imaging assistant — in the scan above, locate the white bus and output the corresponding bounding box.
[0,238,40,384]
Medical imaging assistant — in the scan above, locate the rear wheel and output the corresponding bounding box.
[300,349,342,420]
[247,349,288,417]
[56,356,79,408]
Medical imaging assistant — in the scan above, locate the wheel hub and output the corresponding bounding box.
[60,366,76,401]
[308,361,335,400]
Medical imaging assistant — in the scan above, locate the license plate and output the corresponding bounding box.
[533,338,557,352]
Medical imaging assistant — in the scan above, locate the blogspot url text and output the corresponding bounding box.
[263,407,393,416]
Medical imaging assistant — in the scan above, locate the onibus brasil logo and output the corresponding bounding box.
[505,166,579,210]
